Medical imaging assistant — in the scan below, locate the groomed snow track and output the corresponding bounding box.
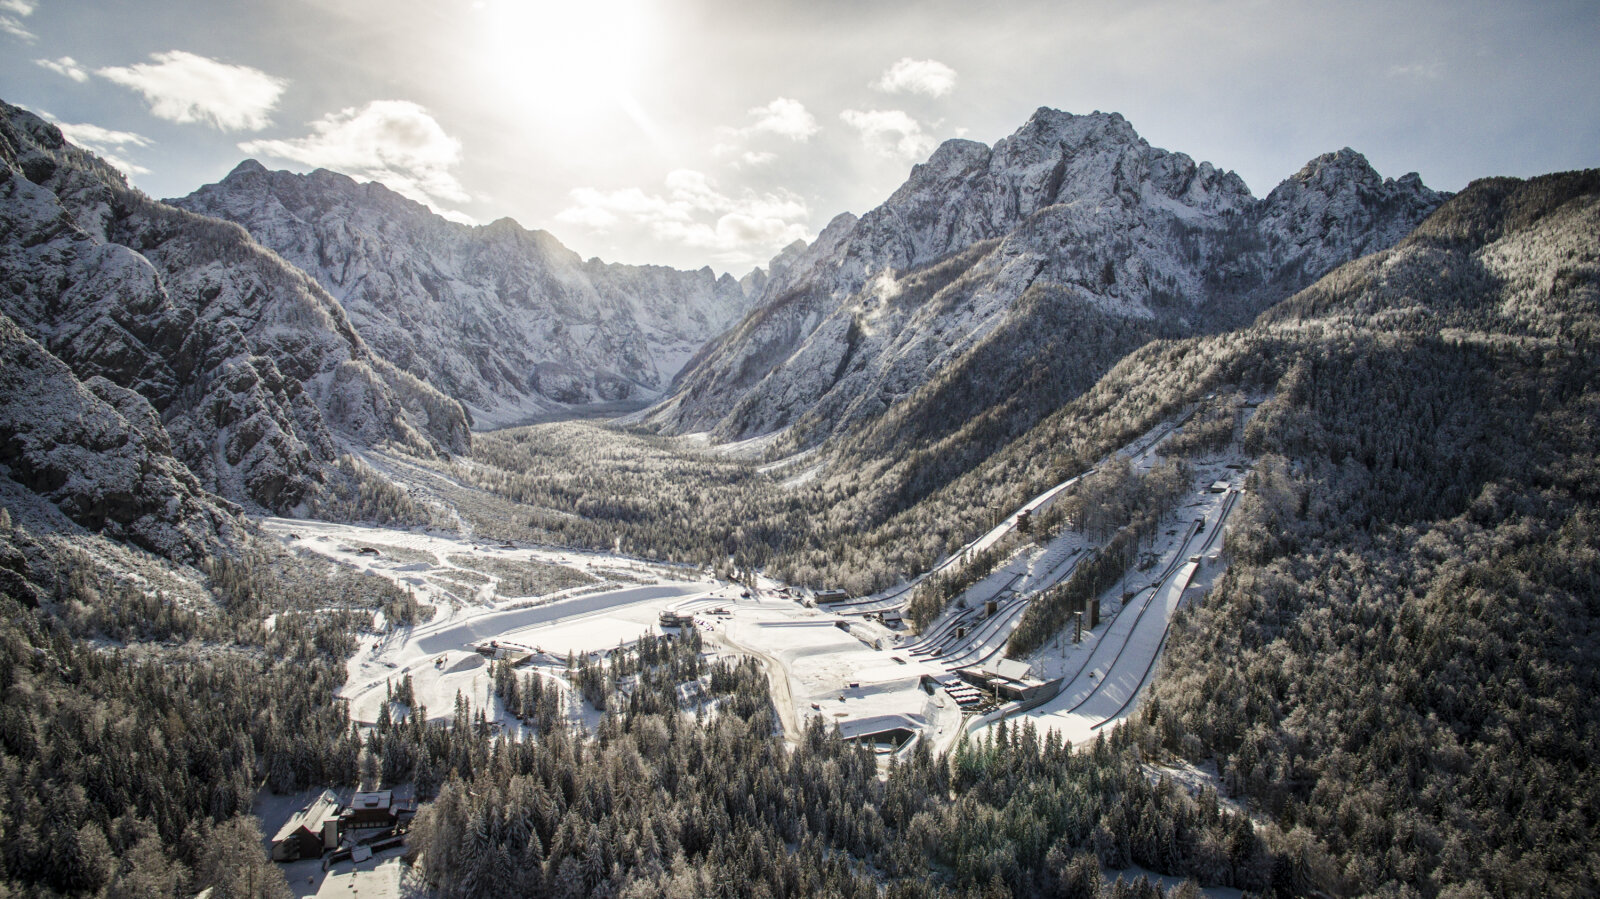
[1087,487,1239,730]
[1059,516,1204,718]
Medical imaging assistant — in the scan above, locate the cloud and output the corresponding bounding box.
[712,146,779,169]
[840,109,938,161]
[98,51,285,131]
[47,117,154,176]
[556,169,810,263]
[712,97,818,167]
[873,58,957,98]
[36,56,89,82]
[0,0,35,41]
[238,100,470,212]
[744,97,819,141]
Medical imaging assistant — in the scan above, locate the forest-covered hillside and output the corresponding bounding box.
[432,170,1600,896]
[2,77,1596,899]
[1143,171,1600,896]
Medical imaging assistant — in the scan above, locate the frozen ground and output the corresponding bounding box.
[726,403,1254,759]
[336,578,717,725]
[275,852,409,899]
[257,518,729,724]
[271,401,1255,764]
[261,517,688,611]
[711,600,965,754]
[832,407,1198,617]
[963,408,1254,748]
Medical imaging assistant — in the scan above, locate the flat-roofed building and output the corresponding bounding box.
[341,790,399,834]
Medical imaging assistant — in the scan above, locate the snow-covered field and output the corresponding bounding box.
[263,401,1254,759]
[259,518,725,724]
[711,600,965,753]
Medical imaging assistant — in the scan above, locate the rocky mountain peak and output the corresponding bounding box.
[647,106,1445,450]
[1003,107,1138,155]
[175,162,761,427]
[1284,147,1381,190]
[1256,147,1446,281]
[226,158,268,178]
[910,138,993,184]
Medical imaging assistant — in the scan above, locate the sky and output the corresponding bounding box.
[3,0,1598,273]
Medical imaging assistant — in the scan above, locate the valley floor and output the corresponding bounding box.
[260,400,1254,761]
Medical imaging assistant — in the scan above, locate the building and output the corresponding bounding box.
[813,589,851,604]
[472,639,535,664]
[270,790,341,861]
[960,662,1063,704]
[341,790,402,836]
[996,677,1061,704]
[835,714,920,748]
[659,609,695,628]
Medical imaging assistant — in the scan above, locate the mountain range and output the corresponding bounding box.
[1,101,469,538]
[174,162,761,429]
[0,97,1454,564]
[3,86,1599,899]
[643,109,1443,455]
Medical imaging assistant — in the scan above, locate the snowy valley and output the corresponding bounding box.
[3,85,1599,899]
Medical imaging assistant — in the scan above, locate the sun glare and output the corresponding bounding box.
[474,0,652,121]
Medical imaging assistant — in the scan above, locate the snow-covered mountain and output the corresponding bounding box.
[0,311,240,563]
[643,109,1444,447]
[174,164,760,429]
[0,101,468,522]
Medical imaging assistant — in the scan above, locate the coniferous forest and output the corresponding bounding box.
[1,52,1598,899]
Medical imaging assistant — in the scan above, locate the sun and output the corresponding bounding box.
[472,0,653,121]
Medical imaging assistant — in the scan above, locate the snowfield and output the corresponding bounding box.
[263,400,1254,757]
[259,518,720,724]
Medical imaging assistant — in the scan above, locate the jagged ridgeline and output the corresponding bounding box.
[457,110,1446,590]
[639,108,1444,529]
[857,167,1600,619]
[0,101,468,528]
[2,81,1598,899]
[647,109,1443,447]
[173,161,761,429]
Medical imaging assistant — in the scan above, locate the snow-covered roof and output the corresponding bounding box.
[835,714,920,740]
[349,790,393,810]
[272,790,341,843]
[996,659,1033,681]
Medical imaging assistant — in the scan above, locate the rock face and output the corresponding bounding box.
[174,164,759,428]
[644,108,1445,447]
[1262,168,1600,338]
[0,311,238,562]
[0,101,469,518]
